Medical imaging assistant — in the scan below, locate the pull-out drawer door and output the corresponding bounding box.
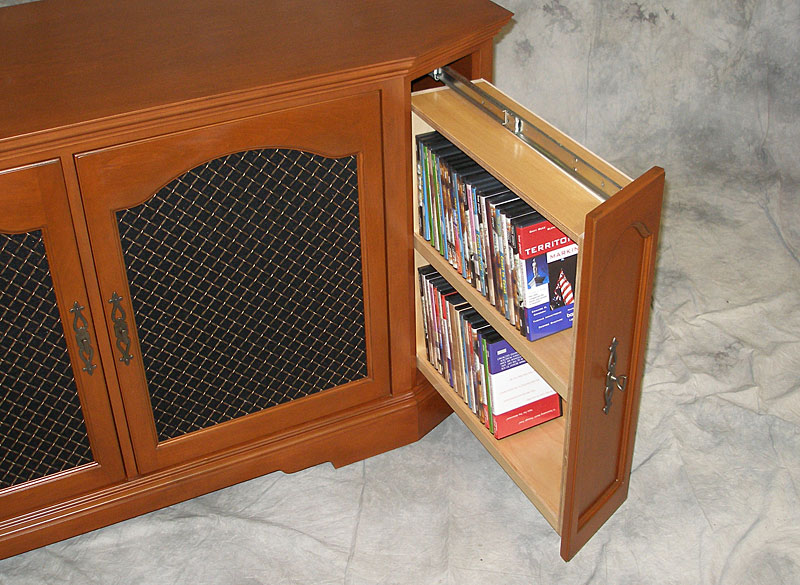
[412,78,665,559]
[560,167,664,560]
[75,92,390,474]
[0,160,124,521]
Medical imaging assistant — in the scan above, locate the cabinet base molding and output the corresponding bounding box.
[0,382,450,560]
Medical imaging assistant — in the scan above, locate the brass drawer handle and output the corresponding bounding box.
[109,292,133,365]
[603,337,627,414]
[69,301,97,375]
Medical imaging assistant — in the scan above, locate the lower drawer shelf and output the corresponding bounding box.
[416,356,565,531]
[414,238,574,400]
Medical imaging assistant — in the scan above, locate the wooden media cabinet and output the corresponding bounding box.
[0,0,662,561]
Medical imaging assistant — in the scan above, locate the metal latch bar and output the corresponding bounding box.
[430,66,622,200]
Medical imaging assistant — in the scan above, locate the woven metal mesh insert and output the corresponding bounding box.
[117,148,368,441]
[0,231,93,490]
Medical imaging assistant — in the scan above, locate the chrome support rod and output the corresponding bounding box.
[430,66,622,200]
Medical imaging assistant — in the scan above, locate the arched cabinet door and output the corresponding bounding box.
[76,92,390,474]
[0,160,125,520]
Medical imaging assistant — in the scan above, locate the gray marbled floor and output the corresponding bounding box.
[1,1,799,583]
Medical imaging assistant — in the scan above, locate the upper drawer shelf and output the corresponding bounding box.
[411,80,631,242]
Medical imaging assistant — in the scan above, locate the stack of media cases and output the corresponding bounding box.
[418,265,561,439]
[416,131,578,342]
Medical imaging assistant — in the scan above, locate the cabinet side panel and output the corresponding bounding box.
[382,78,418,396]
[560,167,664,560]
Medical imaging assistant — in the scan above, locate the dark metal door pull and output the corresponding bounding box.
[109,292,134,365]
[603,337,627,414]
[69,301,97,375]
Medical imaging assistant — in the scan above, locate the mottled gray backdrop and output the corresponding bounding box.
[495,0,799,260]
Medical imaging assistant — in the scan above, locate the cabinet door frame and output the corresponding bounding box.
[76,92,390,474]
[0,159,125,520]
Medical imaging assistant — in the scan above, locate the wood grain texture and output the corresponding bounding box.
[476,83,632,192]
[382,76,419,397]
[412,86,610,241]
[560,167,664,560]
[55,150,141,481]
[0,0,511,150]
[386,46,500,399]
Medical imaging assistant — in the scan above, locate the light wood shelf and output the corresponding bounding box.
[412,84,618,242]
[414,240,573,400]
[417,357,564,531]
[475,83,632,191]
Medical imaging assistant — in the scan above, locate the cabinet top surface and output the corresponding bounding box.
[0,0,511,148]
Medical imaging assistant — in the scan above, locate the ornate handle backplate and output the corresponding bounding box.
[69,301,97,375]
[109,292,134,365]
[603,337,627,414]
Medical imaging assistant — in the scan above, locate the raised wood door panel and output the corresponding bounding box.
[0,160,125,519]
[75,92,390,474]
[560,167,664,560]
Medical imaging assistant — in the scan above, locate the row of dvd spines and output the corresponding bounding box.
[418,264,561,439]
[416,131,577,341]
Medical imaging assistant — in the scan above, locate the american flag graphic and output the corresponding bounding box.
[557,269,574,305]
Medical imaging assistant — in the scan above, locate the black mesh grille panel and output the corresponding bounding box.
[0,231,93,489]
[117,149,368,441]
